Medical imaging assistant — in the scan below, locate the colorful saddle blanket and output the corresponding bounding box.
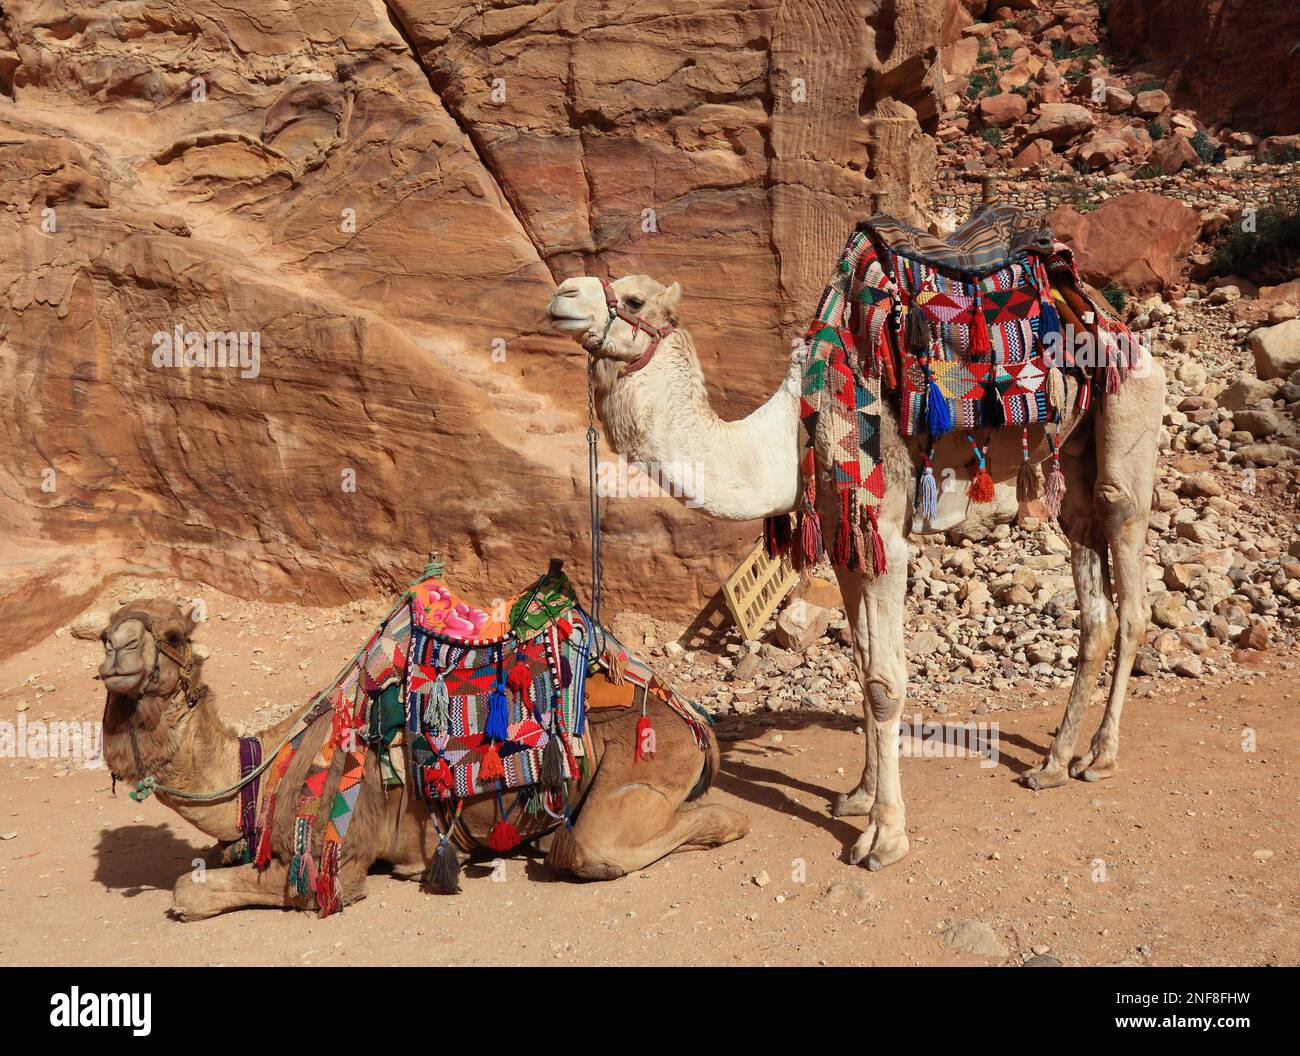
[249,565,710,916]
[765,204,1138,575]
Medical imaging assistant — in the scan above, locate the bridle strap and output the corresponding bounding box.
[598,279,675,375]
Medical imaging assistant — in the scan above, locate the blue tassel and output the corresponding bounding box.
[1038,294,1061,354]
[926,378,952,436]
[485,681,510,741]
[920,466,939,521]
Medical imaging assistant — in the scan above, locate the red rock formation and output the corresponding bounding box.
[1108,0,1300,136]
[0,1,942,656]
[1047,191,1201,293]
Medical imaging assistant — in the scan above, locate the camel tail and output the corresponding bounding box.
[686,726,721,802]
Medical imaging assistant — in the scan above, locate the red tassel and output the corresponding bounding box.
[968,467,995,503]
[506,661,532,695]
[486,818,519,852]
[555,617,572,640]
[316,842,341,916]
[798,506,822,567]
[634,715,656,762]
[864,506,887,576]
[831,490,852,568]
[254,823,274,870]
[969,290,992,357]
[428,758,454,793]
[478,742,504,781]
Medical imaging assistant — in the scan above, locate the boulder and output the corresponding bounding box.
[1026,102,1095,144]
[1235,444,1294,467]
[1219,373,1280,410]
[1011,137,1054,168]
[1151,134,1200,174]
[1076,131,1129,170]
[1047,192,1201,293]
[1232,408,1282,438]
[1102,86,1134,113]
[1248,320,1300,380]
[979,93,1028,128]
[774,600,835,652]
[1133,89,1171,117]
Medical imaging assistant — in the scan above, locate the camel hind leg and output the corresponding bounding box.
[547,728,747,880]
[1070,363,1161,781]
[1023,422,1117,790]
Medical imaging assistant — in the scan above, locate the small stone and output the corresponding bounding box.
[1023,954,1063,967]
[753,871,771,888]
[941,920,1007,958]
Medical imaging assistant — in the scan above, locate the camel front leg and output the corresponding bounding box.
[830,568,877,818]
[171,861,295,920]
[838,525,911,871]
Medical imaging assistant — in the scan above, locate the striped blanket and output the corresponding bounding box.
[253,565,711,915]
[764,204,1137,574]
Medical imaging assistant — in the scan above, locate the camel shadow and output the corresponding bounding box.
[716,742,862,848]
[93,824,213,897]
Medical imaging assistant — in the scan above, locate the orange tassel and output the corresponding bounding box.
[478,742,504,781]
[968,467,995,503]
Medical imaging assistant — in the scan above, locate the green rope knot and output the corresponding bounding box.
[419,553,445,581]
[129,776,157,802]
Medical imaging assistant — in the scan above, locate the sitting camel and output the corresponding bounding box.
[548,250,1164,871]
[80,589,747,919]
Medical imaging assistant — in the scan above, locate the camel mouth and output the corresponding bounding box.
[102,670,148,694]
[545,300,595,334]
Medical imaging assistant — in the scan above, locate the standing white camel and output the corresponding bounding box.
[547,267,1165,870]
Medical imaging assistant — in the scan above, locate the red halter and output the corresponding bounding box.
[597,279,676,375]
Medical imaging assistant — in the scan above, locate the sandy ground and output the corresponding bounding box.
[0,576,1296,967]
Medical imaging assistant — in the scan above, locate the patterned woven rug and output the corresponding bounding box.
[252,565,711,915]
[765,204,1138,574]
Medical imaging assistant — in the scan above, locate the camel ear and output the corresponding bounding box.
[180,600,202,634]
[659,282,682,319]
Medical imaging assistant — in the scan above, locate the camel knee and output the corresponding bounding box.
[866,679,902,724]
[1094,483,1137,538]
[545,824,626,881]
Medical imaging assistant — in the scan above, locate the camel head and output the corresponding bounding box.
[75,599,202,705]
[547,274,682,368]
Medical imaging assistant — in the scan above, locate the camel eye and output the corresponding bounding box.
[166,631,182,646]
[624,297,644,311]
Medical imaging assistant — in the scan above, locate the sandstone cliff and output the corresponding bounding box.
[0,1,941,655]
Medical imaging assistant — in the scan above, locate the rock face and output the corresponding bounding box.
[1047,192,1201,293]
[0,1,943,656]
[1108,0,1300,136]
